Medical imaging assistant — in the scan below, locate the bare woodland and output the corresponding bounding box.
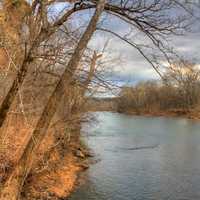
[118,61,200,115]
[0,0,199,199]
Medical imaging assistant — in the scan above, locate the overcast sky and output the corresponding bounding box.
[90,17,200,86]
[52,2,200,87]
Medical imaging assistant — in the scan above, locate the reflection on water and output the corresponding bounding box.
[69,112,200,200]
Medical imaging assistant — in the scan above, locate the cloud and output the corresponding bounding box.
[172,33,200,61]
[89,20,200,85]
[50,2,200,85]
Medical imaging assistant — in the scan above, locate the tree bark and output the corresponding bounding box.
[0,0,92,129]
[0,0,31,128]
[0,0,106,199]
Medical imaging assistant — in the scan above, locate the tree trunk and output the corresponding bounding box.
[0,0,93,130]
[0,0,31,128]
[0,1,106,199]
[83,51,102,92]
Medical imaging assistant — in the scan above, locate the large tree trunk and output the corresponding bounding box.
[0,1,106,199]
[0,0,84,130]
[0,0,94,130]
[0,0,31,128]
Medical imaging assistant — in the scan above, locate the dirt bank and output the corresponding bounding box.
[0,115,90,200]
[20,133,91,200]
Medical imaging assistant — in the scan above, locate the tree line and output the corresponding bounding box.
[117,61,200,115]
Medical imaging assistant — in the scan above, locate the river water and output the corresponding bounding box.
[69,112,200,200]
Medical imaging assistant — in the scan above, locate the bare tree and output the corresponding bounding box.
[0,0,199,199]
[0,0,198,129]
[117,61,200,114]
[0,0,95,128]
[165,61,200,109]
[0,0,106,199]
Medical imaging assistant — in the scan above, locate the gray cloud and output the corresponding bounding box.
[51,3,200,85]
[89,19,200,85]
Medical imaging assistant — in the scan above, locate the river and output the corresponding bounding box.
[69,112,200,200]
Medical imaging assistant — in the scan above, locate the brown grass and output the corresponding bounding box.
[0,112,88,199]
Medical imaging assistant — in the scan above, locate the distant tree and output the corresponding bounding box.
[164,61,200,109]
[117,61,200,113]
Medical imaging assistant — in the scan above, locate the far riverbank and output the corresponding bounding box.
[85,97,200,120]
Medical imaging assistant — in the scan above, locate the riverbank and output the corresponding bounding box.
[118,109,200,120]
[22,107,199,199]
[86,97,200,120]
[21,133,91,200]
[0,117,91,200]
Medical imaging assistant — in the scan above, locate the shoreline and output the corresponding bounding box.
[46,109,200,199]
[24,109,200,200]
[21,133,92,200]
[117,109,200,121]
[66,110,200,198]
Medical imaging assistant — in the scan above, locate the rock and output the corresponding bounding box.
[75,150,85,158]
[85,151,94,157]
[79,163,89,170]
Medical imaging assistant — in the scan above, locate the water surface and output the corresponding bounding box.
[69,112,200,200]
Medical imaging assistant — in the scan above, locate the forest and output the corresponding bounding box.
[0,0,199,200]
[117,61,200,118]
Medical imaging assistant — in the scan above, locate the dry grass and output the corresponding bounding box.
[0,115,87,199]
